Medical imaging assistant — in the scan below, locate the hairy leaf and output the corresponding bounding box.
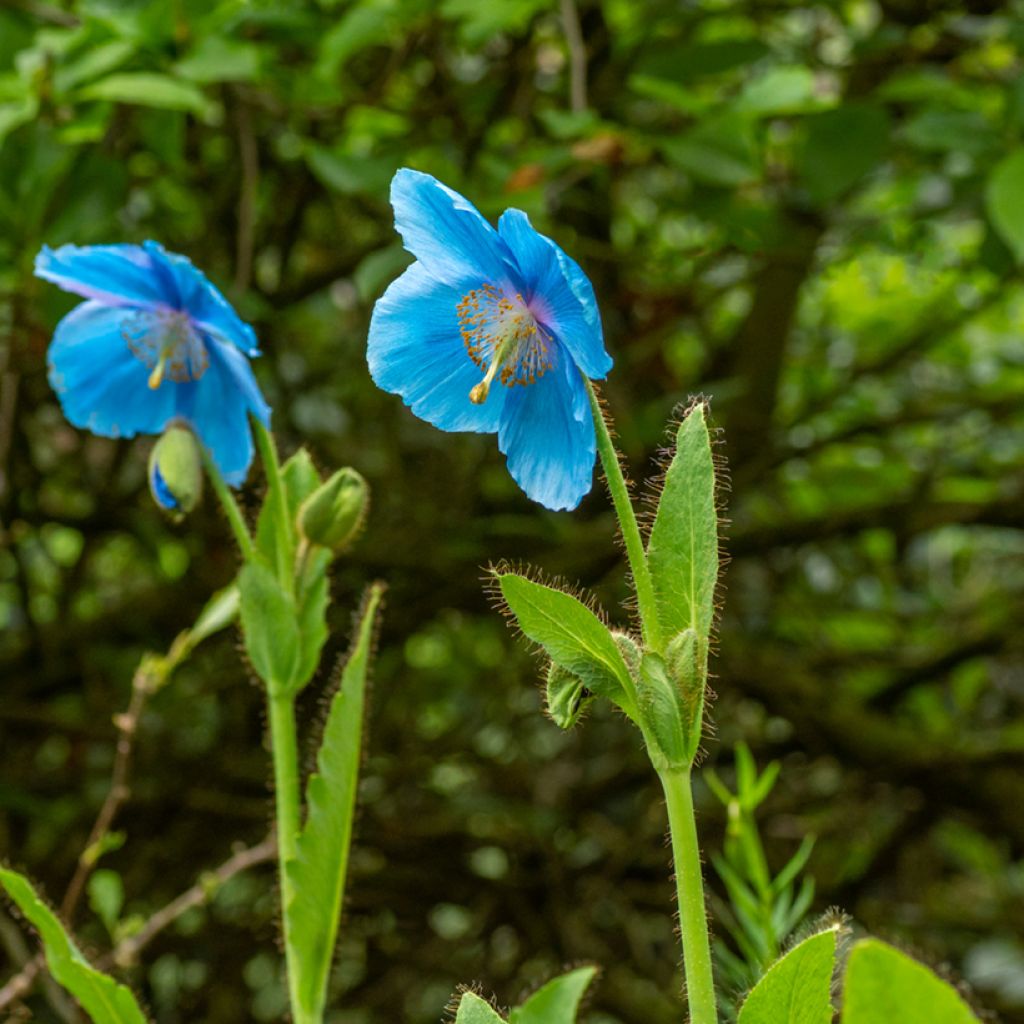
[238,559,300,691]
[256,448,323,570]
[455,992,506,1023]
[510,965,598,1024]
[285,583,384,1020]
[635,652,689,770]
[647,403,718,645]
[496,573,635,717]
[842,939,980,1023]
[0,868,147,1024]
[738,927,837,1024]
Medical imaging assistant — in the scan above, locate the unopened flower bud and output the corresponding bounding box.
[298,467,369,553]
[148,425,203,518]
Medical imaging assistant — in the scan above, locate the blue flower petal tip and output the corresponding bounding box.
[150,462,179,511]
[35,241,270,487]
[367,169,611,511]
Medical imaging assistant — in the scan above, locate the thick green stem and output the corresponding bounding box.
[254,420,294,587]
[202,448,254,560]
[660,768,718,1024]
[267,693,305,1021]
[585,379,664,652]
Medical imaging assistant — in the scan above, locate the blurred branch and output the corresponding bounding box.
[233,95,259,297]
[731,492,1024,556]
[560,0,588,113]
[0,837,275,1015]
[58,660,155,924]
[868,632,1007,712]
[0,911,79,1023]
[102,834,275,969]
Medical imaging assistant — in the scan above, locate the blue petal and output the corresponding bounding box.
[150,462,179,510]
[142,242,259,355]
[498,209,612,381]
[48,301,178,438]
[180,337,270,486]
[497,341,596,511]
[391,169,521,292]
[367,261,506,433]
[35,244,176,310]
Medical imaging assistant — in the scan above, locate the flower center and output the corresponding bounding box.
[458,283,553,405]
[122,309,209,390]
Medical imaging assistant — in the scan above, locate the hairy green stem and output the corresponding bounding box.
[254,420,294,587]
[267,692,305,1021]
[660,768,717,1024]
[585,379,664,652]
[202,448,253,560]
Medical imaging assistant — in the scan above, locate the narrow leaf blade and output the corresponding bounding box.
[496,573,634,713]
[647,403,719,643]
[510,965,598,1024]
[841,939,980,1024]
[238,559,300,689]
[738,927,837,1024]
[286,583,384,1019]
[0,868,148,1024]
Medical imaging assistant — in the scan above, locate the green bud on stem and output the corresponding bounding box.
[148,425,203,518]
[297,467,369,553]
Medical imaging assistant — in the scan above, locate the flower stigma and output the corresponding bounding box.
[458,283,553,405]
[121,309,209,391]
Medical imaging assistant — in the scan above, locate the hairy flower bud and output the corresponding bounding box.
[298,467,369,553]
[148,424,203,517]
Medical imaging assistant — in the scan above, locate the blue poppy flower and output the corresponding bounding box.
[36,240,270,486]
[367,169,612,511]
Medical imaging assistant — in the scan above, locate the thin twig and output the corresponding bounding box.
[0,911,80,1023]
[102,835,276,969]
[0,838,275,1015]
[0,953,41,1014]
[560,0,588,113]
[234,95,259,296]
[59,665,155,923]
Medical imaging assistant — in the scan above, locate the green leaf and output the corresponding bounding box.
[986,149,1024,263]
[635,651,689,770]
[87,870,124,936]
[0,868,147,1024]
[797,104,889,205]
[53,41,136,95]
[545,662,593,729]
[455,992,506,1024]
[174,37,263,83]
[286,583,384,1021]
[495,573,635,717]
[78,73,214,118]
[510,965,598,1024]
[841,939,980,1024]
[734,66,820,116]
[238,559,301,690]
[185,583,240,653]
[647,402,719,644]
[738,927,838,1024]
[256,448,322,570]
[293,569,330,694]
[662,114,759,187]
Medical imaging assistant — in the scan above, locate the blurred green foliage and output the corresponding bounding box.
[1,0,1024,1021]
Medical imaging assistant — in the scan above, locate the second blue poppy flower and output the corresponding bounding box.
[367,169,612,511]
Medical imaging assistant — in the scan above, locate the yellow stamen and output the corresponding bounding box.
[459,283,553,404]
[148,352,168,390]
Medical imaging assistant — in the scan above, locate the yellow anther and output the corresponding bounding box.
[148,352,168,390]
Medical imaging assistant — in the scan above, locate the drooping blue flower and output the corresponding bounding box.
[367,169,612,511]
[36,240,270,486]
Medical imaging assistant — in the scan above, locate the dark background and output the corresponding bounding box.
[2,0,1024,1021]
